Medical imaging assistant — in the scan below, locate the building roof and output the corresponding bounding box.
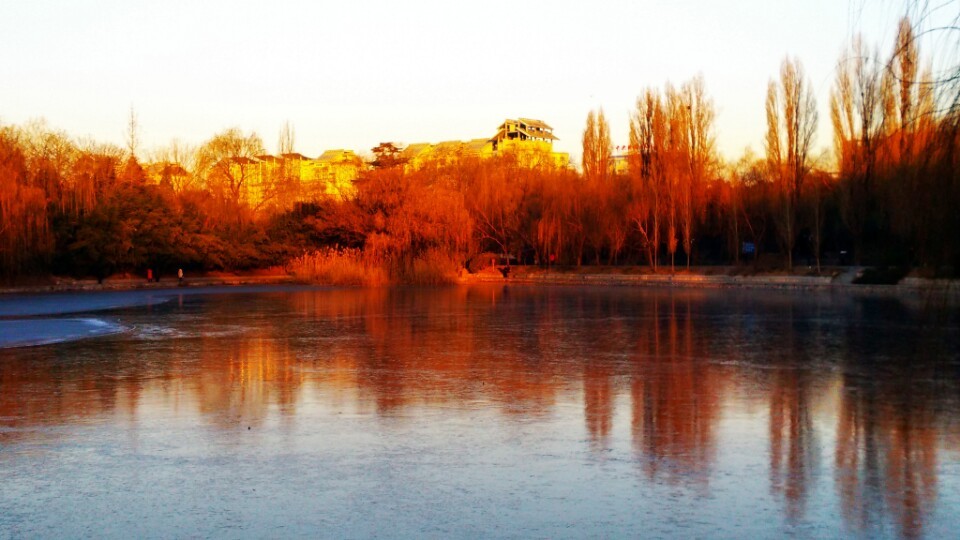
[489,127,558,142]
[316,149,359,163]
[401,143,433,158]
[463,138,490,153]
[230,156,259,165]
[433,141,464,154]
[492,118,559,142]
[145,162,189,176]
[518,118,553,130]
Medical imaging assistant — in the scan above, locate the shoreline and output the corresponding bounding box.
[459,268,960,296]
[2,268,957,297]
[0,274,298,296]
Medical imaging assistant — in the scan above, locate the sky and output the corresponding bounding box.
[0,0,946,164]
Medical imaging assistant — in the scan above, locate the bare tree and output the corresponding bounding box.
[274,121,300,209]
[150,139,197,193]
[629,87,667,270]
[832,38,884,263]
[125,106,140,161]
[768,57,818,270]
[196,128,265,215]
[679,75,715,268]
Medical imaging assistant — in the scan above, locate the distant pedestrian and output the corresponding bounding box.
[146,268,153,282]
[178,268,184,285]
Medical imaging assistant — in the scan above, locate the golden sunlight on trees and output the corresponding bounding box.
[766,58,818,270]
[629,88,666,269]
[829,14,959,270]
[677,76,716,268]
[0,128,49,274]
[0,14,958,281]
[196,128,265,219]
[625,78,715,271]
[582,109,615,264]
[831,37,885,264]
[149,139,196,193]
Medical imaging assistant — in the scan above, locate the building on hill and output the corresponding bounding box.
[312,149,362,199]
[144,162,191,191]
[463,138,494,158]
[490,118,557,148]
[490,118,568,167]
[144,149,366,211]
[401,143,434,169]
[399,117,569,169]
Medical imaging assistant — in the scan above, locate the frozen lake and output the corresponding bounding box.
[1,284,959,538]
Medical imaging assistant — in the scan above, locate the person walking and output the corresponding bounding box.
[178,268,184,285]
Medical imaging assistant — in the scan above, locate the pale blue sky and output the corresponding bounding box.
[0,0,939,163]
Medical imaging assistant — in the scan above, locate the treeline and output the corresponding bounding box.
[0,123,291,281]
[1,16,958,281]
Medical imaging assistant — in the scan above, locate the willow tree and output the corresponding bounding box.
[768,57,818,270]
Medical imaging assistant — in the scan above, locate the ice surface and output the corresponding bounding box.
[0,318,126,348]
[0,285,316,347]
[0,285,957,538]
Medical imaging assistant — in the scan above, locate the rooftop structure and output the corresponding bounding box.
[400,117,569,169]
[490,118,558,146]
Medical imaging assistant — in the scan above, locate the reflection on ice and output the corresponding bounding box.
[0,285,958,538]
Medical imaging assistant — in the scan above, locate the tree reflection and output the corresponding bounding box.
[768,368,817,520]
[630,295,720,485]
[767,306,818,522]
[834,298,946,539]
[0,285,957,538]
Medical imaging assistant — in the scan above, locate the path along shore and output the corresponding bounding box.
[0,274,297,295]
[459,267,960,296]
[2,267,957,296]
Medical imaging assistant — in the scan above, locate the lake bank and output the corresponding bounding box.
[460,266,960,295]
[2,266,957,296]
[0,273,298,295]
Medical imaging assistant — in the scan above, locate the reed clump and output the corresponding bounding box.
[290,247,462,286]
[290,248,389,287]
[394,249,462,285]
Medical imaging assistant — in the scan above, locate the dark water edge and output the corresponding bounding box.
[1,285,958,538]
